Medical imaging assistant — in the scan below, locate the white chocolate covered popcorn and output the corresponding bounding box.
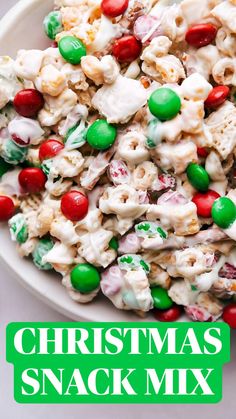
[81,55,119,86]
[92,75,148,124]
[141,36,185,83]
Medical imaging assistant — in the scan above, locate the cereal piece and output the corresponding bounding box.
[132,161,158,190]
[175,247,213,279]
[99,184,148,219]
[117,130,150,165]
[212,0,236,33]
[92,75,148,124]
[183,45,220,80]
[205,101,236,159]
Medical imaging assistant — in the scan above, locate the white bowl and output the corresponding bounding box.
[0,0,154,321]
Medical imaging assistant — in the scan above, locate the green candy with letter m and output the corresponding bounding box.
[6,322,230,404]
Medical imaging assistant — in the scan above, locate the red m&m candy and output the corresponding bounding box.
[113,35,142,63]
[192,189,220,218]
[0,196,15,221]
[14,89,44,118]
[205,85,230,108]
[61,191,89,222]
[39,140,64,161]
[18,168,47,194]
[222,303,236,329]
[154,305,182,322]
[101,0,129,18]
[185,24,217,48]
[197,147,208,158]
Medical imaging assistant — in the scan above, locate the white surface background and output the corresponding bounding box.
[0,1,236,418]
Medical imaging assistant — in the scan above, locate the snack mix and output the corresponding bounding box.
[1,0,236,327]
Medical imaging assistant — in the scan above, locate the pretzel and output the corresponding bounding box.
[205,101,236,159]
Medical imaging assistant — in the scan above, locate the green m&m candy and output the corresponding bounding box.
[146,118,163,148]
[148,88,181,121]
[9,213,28,244]
[1,139,28,165]
[32,238,54,271]
[70,263,100,293]
[0,157,11,177]
[59,36,86,65]
[43,11,63,40]
[109,237,119,251]
[186,163,210,192]
[211,197,236,229]
[86,119,117,150]
[151,287,173,310]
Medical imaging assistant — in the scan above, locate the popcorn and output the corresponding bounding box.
[8,117,45,146]
[183,45,220,80]
[153,140,197,175]
[38,88,78,127]
[35,64,67,97]
[14,49,45,80]
[147,192,200,236]
[185,292,223,322]
[48,149,85,178]
[181,73,212,101]
[50,215,80,246]
[0,57,22,109]
[141,36,186,83]
[81,55,119,86]
[92,75,148,124]
[101,265,153,312]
